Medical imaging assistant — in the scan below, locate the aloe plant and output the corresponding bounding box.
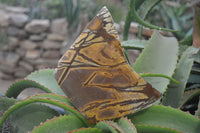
[0,0,200,133]
[63,0,80,29]
[1,31,199,132]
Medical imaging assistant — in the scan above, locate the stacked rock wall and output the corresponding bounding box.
[0,6,68,79]
[0,5,152,80]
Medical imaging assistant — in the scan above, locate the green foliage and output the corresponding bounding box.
[0,97,59,133]
[129,105,200,133]
[196,98,200,117]
[63,0,80,29]
[123,0,176,40]
[162,47,199,107]
[135,125,180,133]
[159,2,193,40]
[180,88,200,109]
[130,0,177,32]
[0,0,200,133]
[137,0,161,38]
[133,31,179,94]
[1,32,199,132]
[121,40,147,50]
[0,97,16,116]
[71,128,103,133]
[31,115,86,133]
[26,69,65,95]
[5,69,66,98]
[5,79,52,98]
[27,93,74,107]
[117,117,137,133]
[95,117,137,133]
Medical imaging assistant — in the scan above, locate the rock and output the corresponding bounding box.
[0,10,10,27]
[10,13,29,27]
[47,33,66,41]
[5,6,29,14]
[0,52,20,67]
[14,67,29,78]
[20,40,40,50]
[42,50,60,59]
[0,65,15,74]
[35,61,58,69]
[36,64,57,69]
[0,71,3,79]
[8,37,19,49]
[60,41,69,55]
[25,50,41,59]
[0,71,14,80]
[51,18,67,35]
[26,58,58,66]
[19,60,34,72]
[29,33,47,41]
[25,19,50,34]
[2,44,9,51]
[42,40,62,49]
[62,40,68,47]
[35,64,47,70]
[6,27,27,39]
[16,48,26,57]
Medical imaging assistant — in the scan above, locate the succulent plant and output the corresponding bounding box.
[0,0,200,133]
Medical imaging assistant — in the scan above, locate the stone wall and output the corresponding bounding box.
[0,5,162,80]
[0,5,68,80]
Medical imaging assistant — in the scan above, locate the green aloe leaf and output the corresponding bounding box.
[121,39,147,50]
[123,0,175,40]
[138,0,161,20]
[10,104,59,133]
[26,93,73,107]
[0,97,17,117]
[123,49,131,65]
[179,35,193,45]
[162,46,199,108]
[5,79,52,98]
[117,117,137,133]
[179,44,189,56]
[95,121,118,133]
[96,118,137,133]
[180,88,200,107]
[131,0,176,32]
[26,69,65,96]
[192,65,200,74]
[188,74,200,84]
[137,0,161,38]
[123,0,146,40]
[186,84,200,90]
[128,105,200,133]
[0,97,17,132]
[0,98,89,128]
[133,31,179,94]
[30,115,86,133]
[71,128,103,133]
[194,51,200,63]
[0,97,59,133]
[195,97,200,118]
[135,125,181,133]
